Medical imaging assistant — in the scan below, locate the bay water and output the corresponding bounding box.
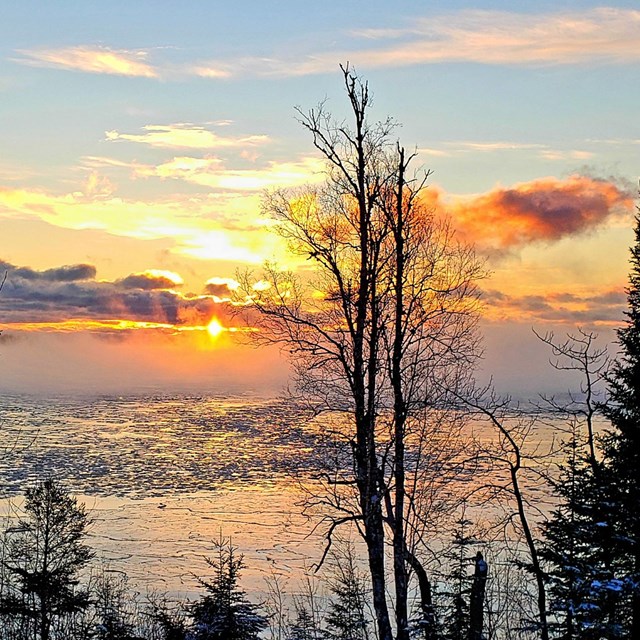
[0,393,327,599]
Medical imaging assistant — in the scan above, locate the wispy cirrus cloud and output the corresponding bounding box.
[538,149,595,161]
[14,8,639,83]
[422,141,595,161]
[134,155,325,191]
[106,123,269,150]
[13,45,158,77]
[349,8,640,66]
[191,7,640,78]
[446,141,548,153]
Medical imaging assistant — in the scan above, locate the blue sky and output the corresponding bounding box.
[0,2,638,393]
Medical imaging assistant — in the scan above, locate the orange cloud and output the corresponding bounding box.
[481,287,626,327]
[14,46,158,77]
[434,175,633,250]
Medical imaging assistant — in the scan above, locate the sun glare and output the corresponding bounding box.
[206,318,224,338]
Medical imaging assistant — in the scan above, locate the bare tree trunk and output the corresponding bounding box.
[509,465,549,640]
[356,409,393,640]
[246,65,483,640]
[343,64,394,640]
[367,512,394,640]
[457,394,549,640]
[405,550,436,640]
[633,549,640,640]
[469,551,487,640]
[390,146,409,640]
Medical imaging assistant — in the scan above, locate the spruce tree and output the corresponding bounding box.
[93,571,140,640]
[325,545,370,640]
[541,435,624,639]
[440,514,474,640]
[541,210,640,639]
[288,606,325,640]
[437,512,487,640]
[190,535,266,640]
[0,478,93,640]
[600,208,640,636]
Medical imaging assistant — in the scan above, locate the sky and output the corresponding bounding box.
[0,1,638,395]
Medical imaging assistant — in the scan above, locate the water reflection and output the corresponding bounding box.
[0,395,331,597]
[0,394,317,496]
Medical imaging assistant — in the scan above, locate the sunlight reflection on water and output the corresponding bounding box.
[0,394,318,495]
[0,393,582,599]
[0,394,325,597]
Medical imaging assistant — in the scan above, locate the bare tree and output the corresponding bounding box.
[237,65,484,640]
[453,388,550,640]
[263,570,290,640]
[290,567,327,640]
[534,328,609,470]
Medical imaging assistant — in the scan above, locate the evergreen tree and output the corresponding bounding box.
[288,574,326,640]
[288,606,325,640]
[190,535,266,640]
[542,436,625,639]
[325,545,370,640]
[543,209,640,638]
[146,596,188,640]
[437,512,487,640]
[600,207,640,636]
[440,514,473,640]
[0,478,93,640]
[93,571,140,640]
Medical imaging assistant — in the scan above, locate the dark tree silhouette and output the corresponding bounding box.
[93,570,141,640]
[540,206,640,638]
[0,478,93,640]
[449,387,551,640]
[238,64,483,640]
[289,606,325,640]
[599,206,640,636]
[439,513,474,640]
[468,552,487,640]
[542,434,624,639]
[190,535,266,640]
[325,544,370,640]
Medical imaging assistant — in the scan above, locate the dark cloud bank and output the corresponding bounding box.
[0,260,221,327]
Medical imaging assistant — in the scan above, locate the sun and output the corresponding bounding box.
[206,318,224,338]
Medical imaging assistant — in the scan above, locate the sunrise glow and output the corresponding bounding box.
[0,2,635,395]
[206,318,225,338]
[0,6,638,639]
